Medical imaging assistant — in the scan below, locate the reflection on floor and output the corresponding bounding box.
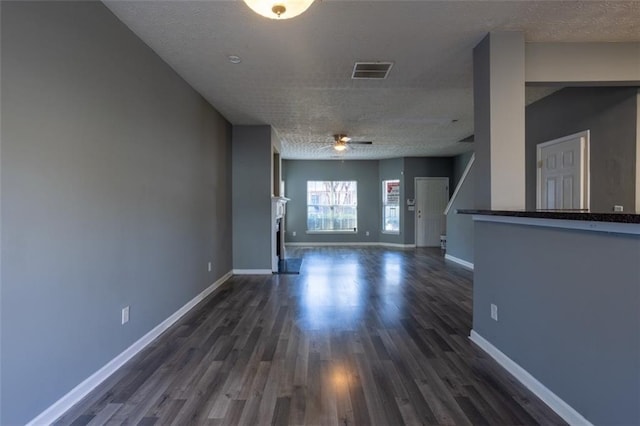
[277,257,302,275]
[56,246,566,426]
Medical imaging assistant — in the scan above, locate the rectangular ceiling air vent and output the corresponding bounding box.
[351,62,394,80]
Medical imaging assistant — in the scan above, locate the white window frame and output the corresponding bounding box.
[306,180,358,233]
[382,179,400,234]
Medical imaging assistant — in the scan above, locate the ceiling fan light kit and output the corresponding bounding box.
[330,134,372,152]
[243,0,314,19]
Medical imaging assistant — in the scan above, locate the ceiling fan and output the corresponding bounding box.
[323,134,373,152]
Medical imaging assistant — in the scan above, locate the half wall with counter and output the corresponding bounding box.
[459,210,640,425]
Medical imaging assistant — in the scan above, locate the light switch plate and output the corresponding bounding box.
[122,306,130,325]
[490,304,498,321]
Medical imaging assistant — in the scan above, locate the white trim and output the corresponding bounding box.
[536,130,590,210]
[444,254,474,270]
[469,330,593,426]
[379,242,415,249]
[26,271,233,426]
[286,242,373,247]
[472,214,640,235]
[305,231,357,235]
[232,269,273,275]
[285,242,416,248]
[444,154,475,215]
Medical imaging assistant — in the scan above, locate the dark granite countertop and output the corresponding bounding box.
[457,209,640,224]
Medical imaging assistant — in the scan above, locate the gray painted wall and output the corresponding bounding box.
[232,126,273,270]
[283,160,380,244]
[445,156,475,264]
[473,34,493,210]
[282,158,453,245]
[526,87,639,211]
[1,2,233,424]
[473,222,640,425]
[453,151,474,186]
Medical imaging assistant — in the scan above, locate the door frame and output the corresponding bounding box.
[536,130,590,210]
[414,177,449,247]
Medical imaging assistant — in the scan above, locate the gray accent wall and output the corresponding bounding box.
[283,160,380,244]
[526,87,639,211]
[445,155,475,264]
[232,126,273,270]
[1,2,232,424]
[282,158,453,245]
[473,35,493,210]
[473,222,640,425]
[453,151,474,185]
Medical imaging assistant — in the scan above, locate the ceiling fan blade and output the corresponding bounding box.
[347,140,373,145]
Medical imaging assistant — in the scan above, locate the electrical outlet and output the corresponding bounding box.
[614,205,624,212]
[122,306,130,325]
[366,231,370,236]
[208,261,212,272]
[490,304,498,321]
[292,231,296,237]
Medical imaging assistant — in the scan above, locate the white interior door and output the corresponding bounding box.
[537,131,590,210]
[415,177,449,247]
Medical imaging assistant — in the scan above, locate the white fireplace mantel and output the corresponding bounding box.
[271,197,290,272]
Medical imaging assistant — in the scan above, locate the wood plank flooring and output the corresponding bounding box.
[55,247,566,425]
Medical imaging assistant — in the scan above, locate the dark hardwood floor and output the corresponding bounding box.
[55,247,565,425]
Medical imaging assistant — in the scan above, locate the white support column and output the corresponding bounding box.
[473,32,526,210]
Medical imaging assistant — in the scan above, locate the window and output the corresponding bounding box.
[307,181,357,232]
[382,179,400,233]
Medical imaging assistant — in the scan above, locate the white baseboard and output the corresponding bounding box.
[26,271,233,426]
[286,242,374,247]
[469,330,593,426]
[232,269,273,275]
[285,242,415,248]
[445,253,474,270]
[379,242,416,249]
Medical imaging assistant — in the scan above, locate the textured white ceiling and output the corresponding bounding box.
[103,0,640,159]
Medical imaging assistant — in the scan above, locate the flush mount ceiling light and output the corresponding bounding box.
[243,0,314,19]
